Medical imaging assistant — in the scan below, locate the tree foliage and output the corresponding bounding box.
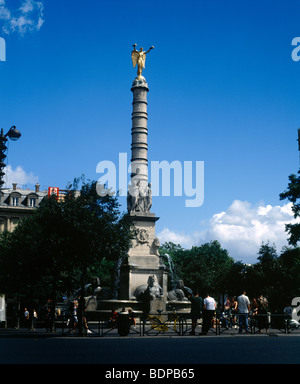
[0,178,133,305]
[160,240,235,296]
[160,240,300,312]
[280,169,300,246]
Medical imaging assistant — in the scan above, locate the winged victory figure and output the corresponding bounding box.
[131,44,154,78]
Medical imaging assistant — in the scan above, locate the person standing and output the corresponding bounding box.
[237,290,250,333]
[108,309,118,328]
[71,300,78,334]
[32,309,38,331]
[128,308,136,328]
[283,302,293,319]
[201,293,216,335]
[188,290,203,335]
[230,296,238,328]
[257,294,269,334]
[224,297,232,328]
[24,308,30,329]
[45,307,53,332]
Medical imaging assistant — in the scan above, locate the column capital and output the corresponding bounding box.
[131,76,149,92]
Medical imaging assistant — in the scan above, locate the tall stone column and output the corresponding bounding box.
[127,76,152,214]
[119,74,168,307]
[130,76,149,188]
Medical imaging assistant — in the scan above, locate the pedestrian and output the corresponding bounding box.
[251,298,259,316]
[24,307,30,329]
[32,309,38,331]
[250,298,259,329]
[45,307,53,332]
[283,302,293,319]
[224,297,231,313]
[257,294,269,334]
[201,293,216,335]
[188,290,203,335]
[83,309,92,334]
[71,300,78,334]
[237,290,250,333]
[230,296,238,328]
[224,297,232,328]
[108,309,118,328]
[128,308,136,328]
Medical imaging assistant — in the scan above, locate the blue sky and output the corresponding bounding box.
[1,0,300,263]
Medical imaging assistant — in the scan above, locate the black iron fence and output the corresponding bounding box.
[2,311,298,337]
[215,312,298,335]
[79,311,298,337]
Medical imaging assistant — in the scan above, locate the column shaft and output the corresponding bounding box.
[130,80,149,188]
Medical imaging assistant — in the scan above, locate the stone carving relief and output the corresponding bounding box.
[133,228,150,248]
[127,181,152,213]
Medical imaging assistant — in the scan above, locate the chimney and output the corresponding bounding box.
[12,183,17,190]
[35,182,40,193]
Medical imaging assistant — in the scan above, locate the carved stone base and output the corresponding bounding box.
[149,297,166,314]
[119,212,168,303]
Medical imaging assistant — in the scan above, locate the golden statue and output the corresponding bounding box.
[131,44,154,78]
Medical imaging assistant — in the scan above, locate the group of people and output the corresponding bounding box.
[188,290,272,335]
[21,302,137,334]
[23,307,38,330]
[21,292,295,336]
[108,307,136,329]
[67,300,92,334]
[188,292,217,335]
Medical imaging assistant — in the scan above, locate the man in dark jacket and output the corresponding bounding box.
[188,291,203,335]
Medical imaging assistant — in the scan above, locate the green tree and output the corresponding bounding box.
[277,246,300,308]
[162,240,234,298]
[223,261,252,297]
[248,242,283,311]
[159,241,184,257]
[0,178,133,333]
[280,170,300,246]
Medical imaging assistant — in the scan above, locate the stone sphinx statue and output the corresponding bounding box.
[133,275,163,301]
[167,280,192,301]
[85,277,112,310]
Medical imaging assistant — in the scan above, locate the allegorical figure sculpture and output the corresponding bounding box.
[127,181,152,213]
[131,44,154,78]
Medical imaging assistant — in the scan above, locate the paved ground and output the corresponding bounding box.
[0,327,299,366]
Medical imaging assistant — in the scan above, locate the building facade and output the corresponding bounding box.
[0,183,48,325]
[0,183,47,234]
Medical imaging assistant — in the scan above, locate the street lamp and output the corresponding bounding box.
[0,126,21,188]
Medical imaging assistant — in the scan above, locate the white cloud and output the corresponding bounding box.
[0,0,11,21]
[158,228,200,249]
[3,164,38,187]
[157,200,300,264]
[0,0,44,35]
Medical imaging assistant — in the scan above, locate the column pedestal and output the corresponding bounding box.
[119,212,168,307]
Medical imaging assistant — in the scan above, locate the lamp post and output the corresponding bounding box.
[0,126,21,188]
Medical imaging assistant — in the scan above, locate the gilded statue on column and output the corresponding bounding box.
[131,44,154,78]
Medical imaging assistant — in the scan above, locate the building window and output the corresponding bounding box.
[12,197,19,206]
[29,198,36,207]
